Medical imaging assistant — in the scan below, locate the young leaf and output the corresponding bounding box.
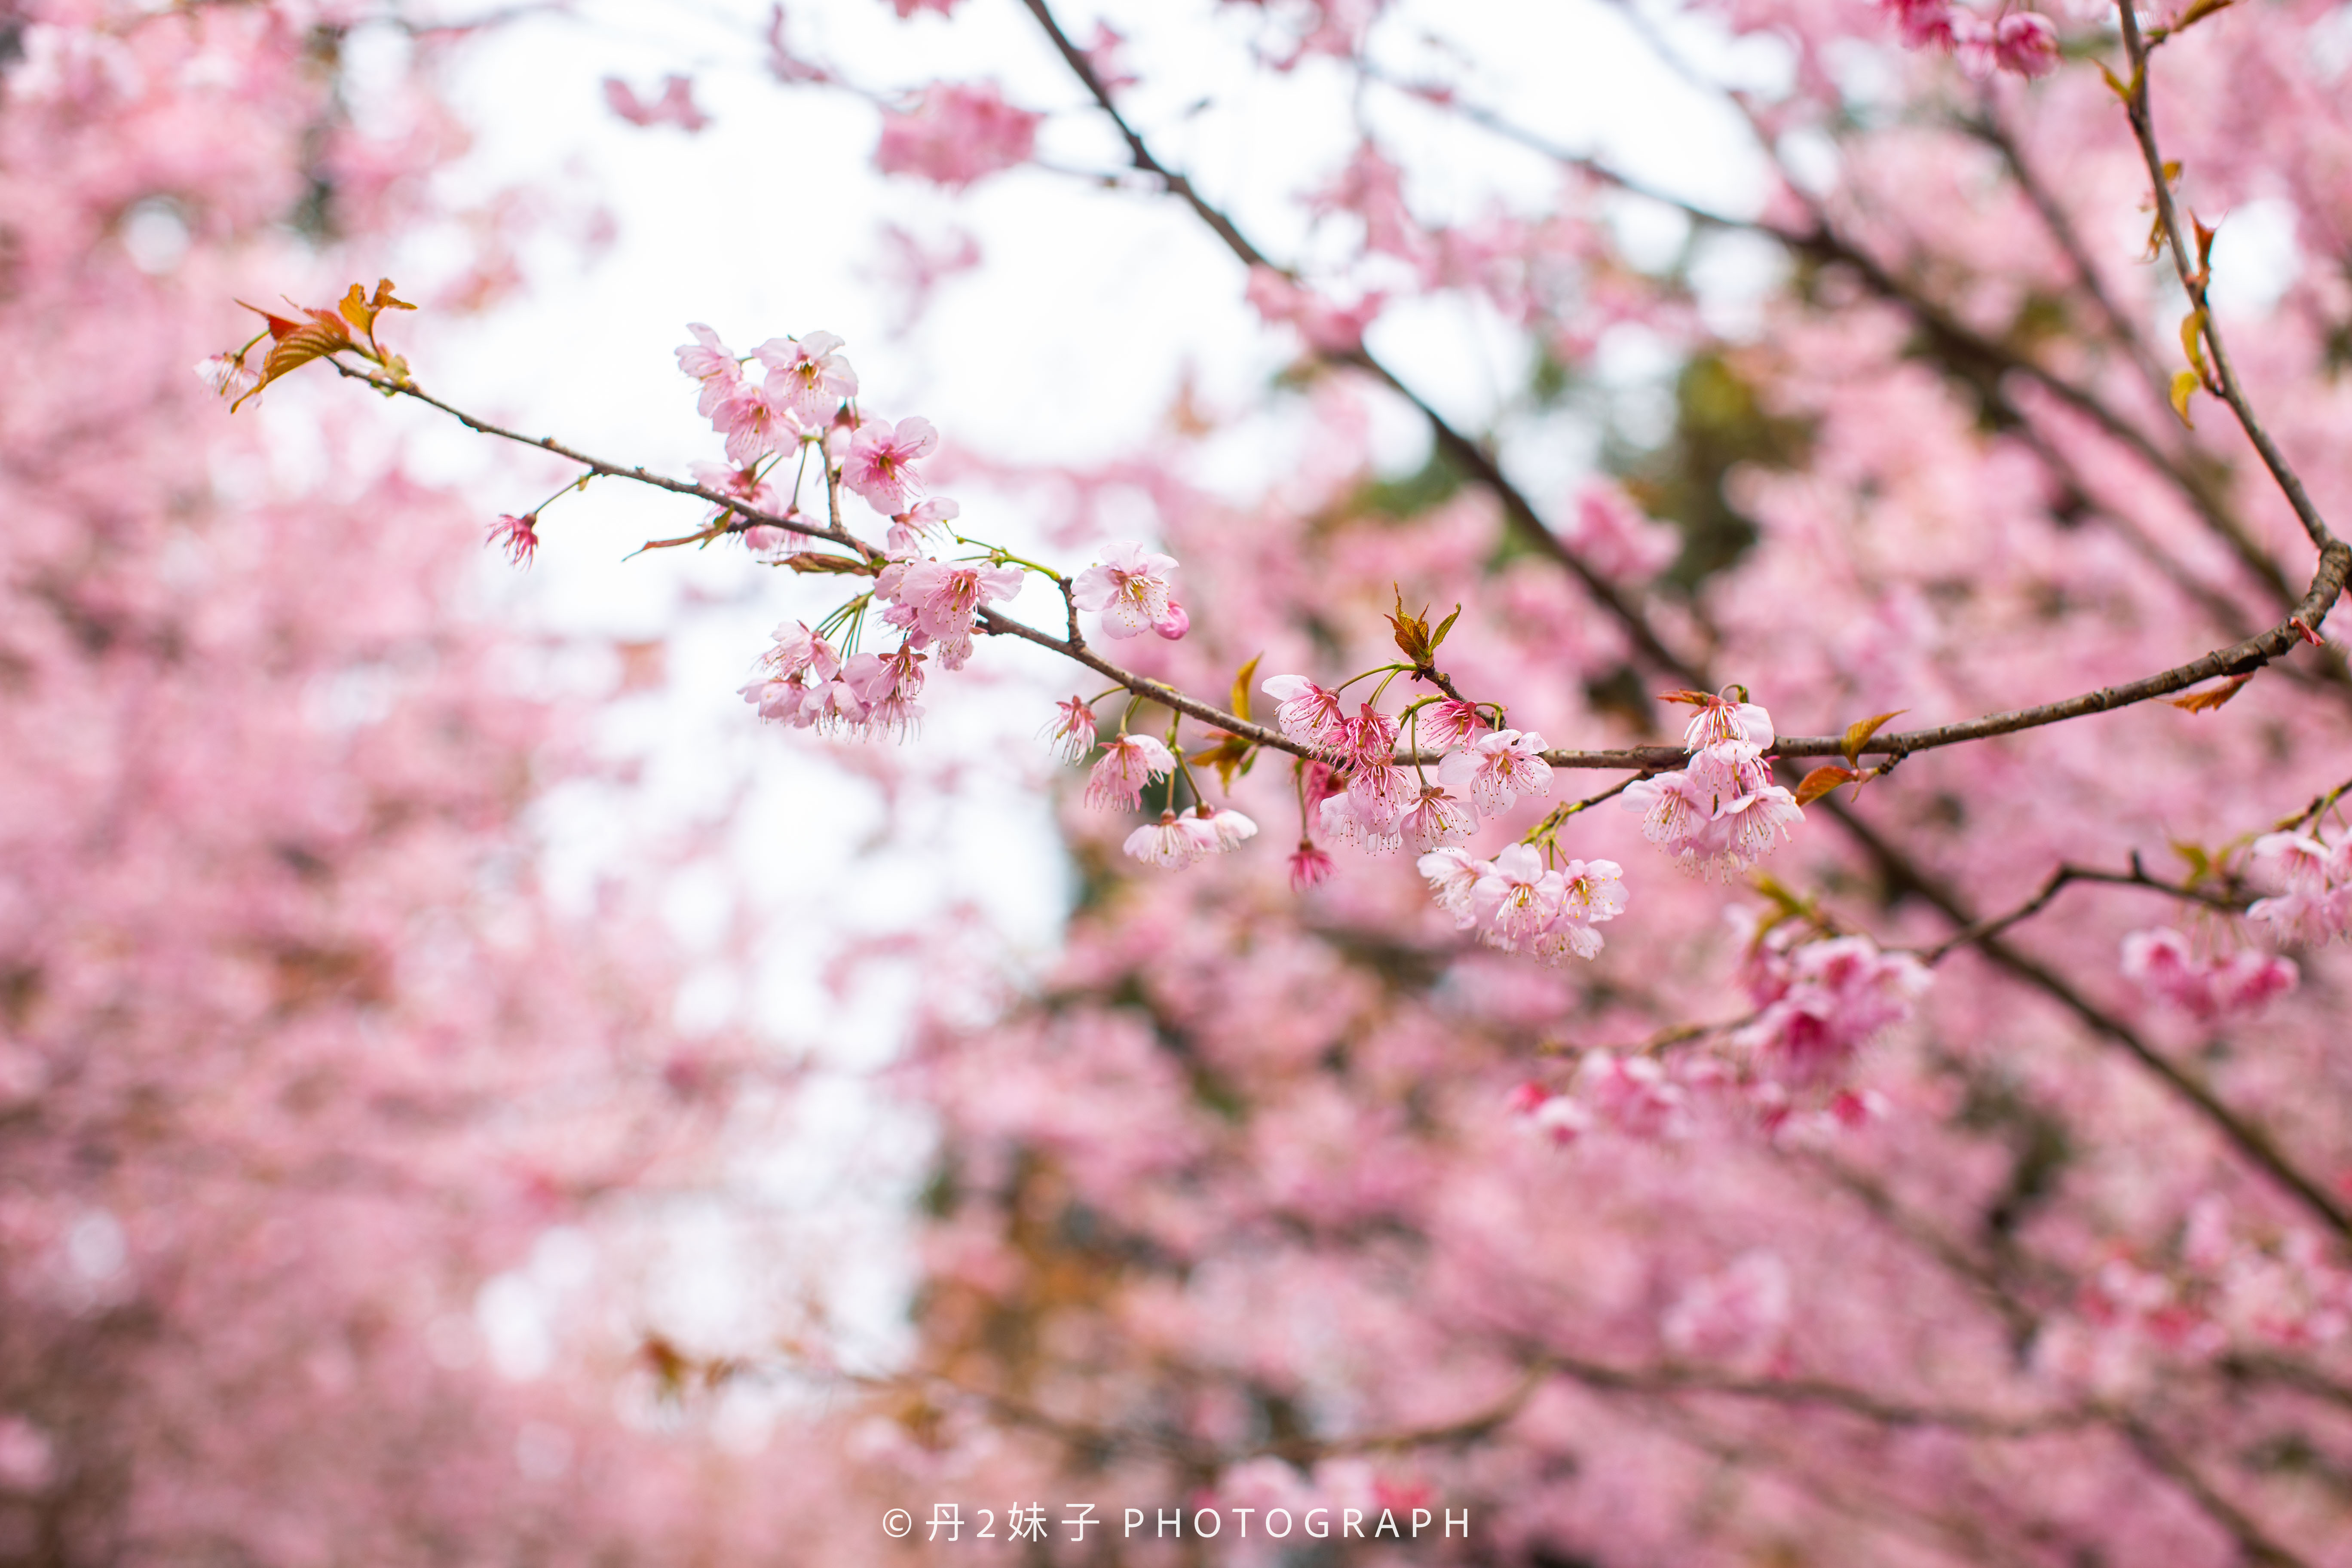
[1839,710,1907,767]
[1386,587,1435,666]
[1230,654,1261,725]
[1428,603,1462,655]
[2170,369,2200,429]
[233,317,354,410]
[1795,766,1860,807]
[2164,673,2252,712]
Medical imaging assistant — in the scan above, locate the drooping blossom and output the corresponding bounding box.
[1319,763,1413,853]
[1072,542,1186,639]
[487,512,539,567]
[1993,11,2059,77]
[1288,840,1335,890]
[1421,698,1488,748]
[674,322,743,415]
[195,353,259,401]
[1332,702,1400,770]
[1262,674,1348,752]
[1437,729,1553,815]
[843,417,938,514]
[1085,734,1176,812]
[1734,932,1931,1087]
[1046,695,1098,764]
[844,644,927,739]
[1121,805,1258,870]
[2122,929,2300,1021]
[1623,712,1803,879]
[874,82,1040,189]
[1399,782,1476,851]
[2246,832,2352,946]
[752,331,858,426]
[1417,846,1488,928]
[603,75,710,132]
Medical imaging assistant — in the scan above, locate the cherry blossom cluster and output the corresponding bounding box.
[1732,928,1931,1089]
[2245,830,2352,946]
[1620,693,1804,880]
[2055,1200,2352,1374]
[2120,927,2299,1022]
[1880,0,2061,77]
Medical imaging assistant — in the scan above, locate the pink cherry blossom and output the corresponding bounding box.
[1071,542,1183,639]
[675,322,743,415]
[2246,832,2352,946]
[1123,810,1197,869]
[1398,782,1476,851]
[874,83,1039,189]
[487,512,538,566]
[1735,934,1931,1087]
[714,380,803,466]
[2122,929,2300,1021]
[1262,675,1348,752]
[1624,734,1803,879]
[1288,840,1335,890]
[1436,729,1553,815]
[195,353,259,401]
[1994,11,2059,78]
[1420,698,1487,748]
[1046,695,1098,764]
[752,331,858,427]
[1417,846,1488,928]
[1084,734,1176,812]
[1332,702,1400,769]
[889,557,1023,669]
[843,417,938,514]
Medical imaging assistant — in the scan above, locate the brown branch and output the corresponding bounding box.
[2117,2,2342,559]
[1919,856,2247,965]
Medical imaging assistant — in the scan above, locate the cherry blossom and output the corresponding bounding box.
[1084,733,1176,812]
[1287,839,1335,890]
[2247,832,2352,946]
[752,331,858,426]
[487,512,539,566]
[887,557,1023,669]
[674,322,744,415]
[2121,928,2300,1022]
[1046,695,1098,764]
[1261,674,1348,752]
[1436,728,1553,815]
[1071,541,1185,639]
[1734,934,1931,1087]
[714,380,804,467]
[842,416,938,514]
[1397,781,1476,851]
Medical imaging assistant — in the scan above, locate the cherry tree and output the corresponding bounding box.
[161,0,2352,1561]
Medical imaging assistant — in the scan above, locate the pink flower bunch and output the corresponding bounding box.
[1880,1,2060,78]
[738,621,925,737]
[1558,482,1679,583]
[2120,928,2298,1022]
[1621,696,1802,879]
[1071,541,1188,640]
[874,82,1040,189]
[1732,931,1930,1086]
[1418,844,1626,965]
[677,325,861,469]
[875,555,1023,670]
[2246,832,2352,946]
[1123,805,1259,868]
